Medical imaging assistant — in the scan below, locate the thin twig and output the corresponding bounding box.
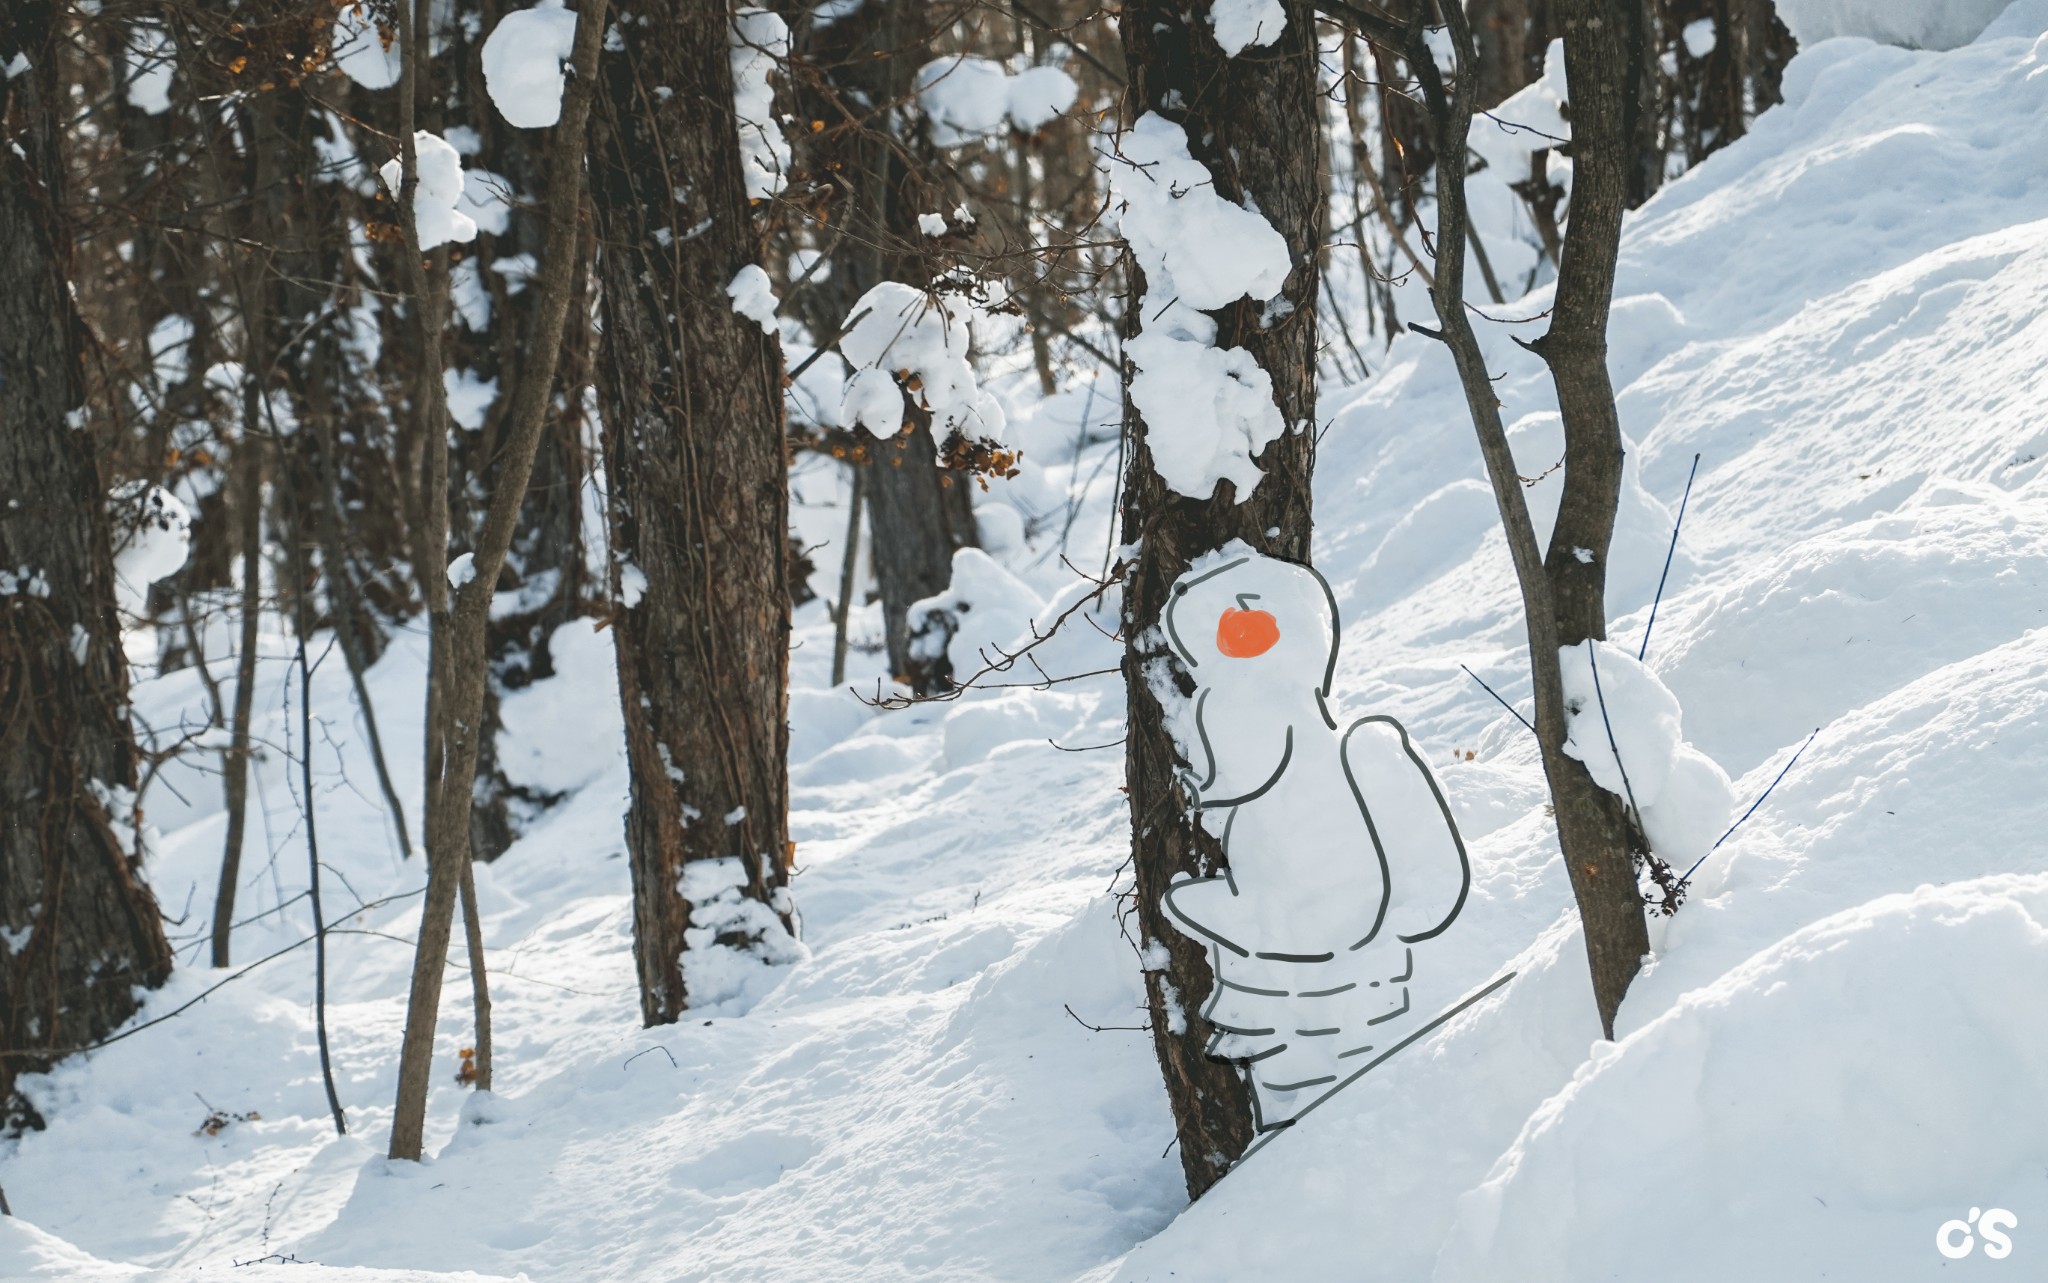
[1639,452,1701,663]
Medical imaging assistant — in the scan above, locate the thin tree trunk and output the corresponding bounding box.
[387,0,606,1162]
[1384,0,1649,1039]
[1,4,173,1119]
[288,512,347,1135]
[1118,0,1322,1200]
[591,1,798,1028]
[831,468,865,687]
[212,426,264,968]
[457,856,491,1090]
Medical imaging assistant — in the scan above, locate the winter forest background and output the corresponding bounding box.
[4,0,2047,1278]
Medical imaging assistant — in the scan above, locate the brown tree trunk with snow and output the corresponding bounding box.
[589,1,797,1028]
[0,3,173,1124]
[1117,0,1323,1200]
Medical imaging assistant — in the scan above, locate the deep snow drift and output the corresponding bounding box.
[8,8,2048,1281]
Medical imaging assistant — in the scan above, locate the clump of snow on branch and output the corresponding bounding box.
[915,55,1077,147]
[731,8,791,200]
[1559,640,1736,868]
[377,131,477,250]
[681,857,805,1012]
[836,282,1005,443]
[108,483,190,616]
[481,0,578,129]
[331,4,400,91]
[447,552,477,590]
[1208,0,1287,57]
[726,264,778,334]
[1112,112,1291,501]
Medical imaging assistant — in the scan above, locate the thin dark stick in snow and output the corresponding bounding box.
[0,1184,10,1215]
[1063,1003,1148,1033]
[457,856,493,1092]
[1584,641,1644,823]
[1639,452,1701,662]
[1460,664,1534,734]
[293,532,347,1136]
[830,466,865,687]
[1683,727,1821,882]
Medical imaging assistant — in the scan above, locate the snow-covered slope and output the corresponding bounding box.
[8,7,2048,1281]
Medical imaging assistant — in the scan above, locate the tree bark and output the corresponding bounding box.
[1118,0,1322,1199]
[0,2,173,1124]
[590,1,798,1028]
[386,0,607,1162]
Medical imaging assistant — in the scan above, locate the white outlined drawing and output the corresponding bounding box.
[1155,547,1475,1134]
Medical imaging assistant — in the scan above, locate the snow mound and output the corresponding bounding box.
[1437,876,2048,1281]
[1775,0,2013,50]
[108,481,190,615]
[908,546,1048,682]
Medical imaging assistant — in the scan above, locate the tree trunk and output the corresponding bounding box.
[0,3,173,1124]
[1118,0,1322,1200]
[590,1,798,1028]
[1391,0,1650,1040]
[386,0,607,1162]
[1532,0,1654,1033]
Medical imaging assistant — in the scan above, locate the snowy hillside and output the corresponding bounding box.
[8,7,2048,1281]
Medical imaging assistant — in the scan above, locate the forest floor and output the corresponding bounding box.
[8,10,2048,1281]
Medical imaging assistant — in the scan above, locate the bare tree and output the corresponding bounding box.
[1117,0,1324,1199]
[1,0,173,1123]
[386,0,609,1163]
[1341,0,1651,1037]
[588,2,799,1026]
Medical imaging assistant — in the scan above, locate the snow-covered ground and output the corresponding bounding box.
[9,7,2048,1280]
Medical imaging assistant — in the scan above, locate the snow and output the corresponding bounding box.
[456,169,513,237]
[915,56,1078,147]
[1207,0,1286,57]
[1470,40,1570,182]
[906,546,1046,681]
[441,368,497,431]
[108,482,190,615]
[725,263,778,333]
[731,8,791,200]
[124,22,174,115]
[332,5,402,91]
[1113,113,1292,501]
[377,133,477,250]
[11,9,2048,1282]
[480,1,578,130]
[917,211,948,236]
[835,281,1006,443]
[445,552,476,590]
[1775,0,2013,49]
